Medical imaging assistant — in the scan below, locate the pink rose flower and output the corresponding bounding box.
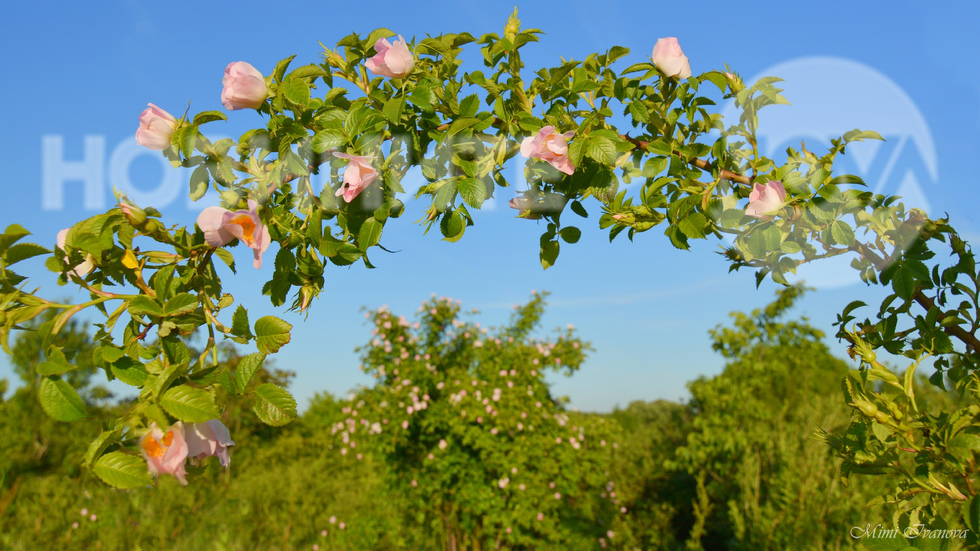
[520,126,575,175]
[221,61,268,110]
[651,37,691,79]
[334,152,378,202]
[140,422,189,485]
[135,103,177,151]
[365,35,415,79]
[185,419,235,467]
[745,180,786,220]
[56,229,95,278]
[196,200,271,269]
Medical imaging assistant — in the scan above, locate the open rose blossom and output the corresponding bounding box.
[365,35,415,79]
[520,126,575,175]
[334,152,378,202]
[140,422,189,485]
[56,229,95,278]
[185,419,235,467]
[221,61,268,110]
[135,103,177,151]
[196,199,271,269]
[745,180,786,220]
[651,37,691,79]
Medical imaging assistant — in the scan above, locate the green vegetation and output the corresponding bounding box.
[0,289,968,549]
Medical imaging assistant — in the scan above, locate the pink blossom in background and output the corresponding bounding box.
[365,35,415,79]
[651,37,691,79]
[221,61,268,110]
[135,103,177,150]
[56,229,95,278]
[520,126,575,175]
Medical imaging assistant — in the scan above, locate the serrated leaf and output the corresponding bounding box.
[358,217,383,251]
[84,428,122,467]
[37,346,76,376]
[254,316,292,354]
[458,94,480,117]
[312,130,347,154]
[213,247,236,273]
[111,357,149,387]
[252,383,297,426]
[193,111,227,126]
[559,226,581,244]
[457,178,487,209]
[4,242,50,266]
[163,293,198,317]
[39,376,86,421]
[129,296,163,317]
[93,452,153,489]
[678,212,707,239]
[570,200,588,218]
[235,353,266,393]
[830,220,855,246]
[189,165,209,202]
[283,77,311,106]
[383,97,405,123]
[892,266,918,301]
[440,210,465,242]
[160,385,220,423]
[540,239,559,270]
[0,224,30,253]
[231,305,253,340]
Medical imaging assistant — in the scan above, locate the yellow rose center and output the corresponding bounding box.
[141,430,175,458]
[228,214,256,245]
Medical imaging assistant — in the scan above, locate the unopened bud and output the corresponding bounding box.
[504,8,521,41]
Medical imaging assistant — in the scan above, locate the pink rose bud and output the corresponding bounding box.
[185,419,236,467]
[221,61,268,110]
[745,180,786,220]
[333,152,378,203]
[140,422,190,485]
[196,200,272,269]
[365,35,415,79]
[135,103,177,151]
[520,126,575,175]
[651,37,691,79]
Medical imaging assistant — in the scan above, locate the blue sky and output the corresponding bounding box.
[2,1,979,412]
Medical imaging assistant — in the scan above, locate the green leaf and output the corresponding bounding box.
[213,247,236,273]
[39,376,87,421]
[254,316,292,354]
[160,385,220,423]
[559,226,581,244]
[447,117,480,137]
[458,94,480,117]
[383,97,405,123]
[193,111,227,126]
[189,165,209,202]
[964,495,980,534]
[457,178,487,209]
[253,383,297,426]
[440,210,466,242]
[231,305,253,340]
[540,239,560,270]
[585,136,616,165]
[678,212,707,239]
[891,266,918,301]
[111,357,149,387]
[0,224,30,253]
[235,353,266,393]
[312,129,347,154]
[163,293,198,317]
[830,220,856,246]
[272,55,296,83]
[4,242,50,266]
[283,77,311,106]
[84,428,122,467]
[92,452,153,489]
[36,346,76,376]
[358,217,383,251]
[570,200,588,218]
[129,296,164,318]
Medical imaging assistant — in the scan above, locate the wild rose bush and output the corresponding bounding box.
[1,9,978,540]
[329,293,625,548]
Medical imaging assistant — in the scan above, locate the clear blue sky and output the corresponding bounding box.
[2,1,979,412]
